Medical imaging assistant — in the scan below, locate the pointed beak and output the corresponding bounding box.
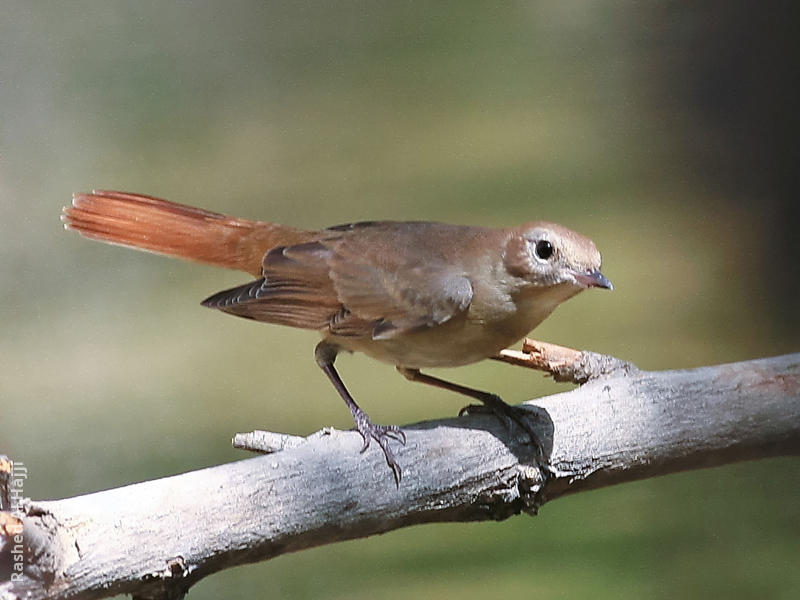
[574,268,613,290]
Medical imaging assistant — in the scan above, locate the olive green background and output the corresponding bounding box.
[2,2,798,598]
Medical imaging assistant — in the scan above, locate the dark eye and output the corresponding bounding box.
[534,240,554,261]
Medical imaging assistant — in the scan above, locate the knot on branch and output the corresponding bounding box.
[473,464,550,521]
[136,555,192,600]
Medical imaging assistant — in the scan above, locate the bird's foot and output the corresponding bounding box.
[352,409,407,486]
[459,393,543,457]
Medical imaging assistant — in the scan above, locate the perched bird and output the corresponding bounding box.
[63,190,612,483]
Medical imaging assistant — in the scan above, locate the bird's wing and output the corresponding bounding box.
[325,228,473,339]
[201,223,474,339]
[201,241,342,330]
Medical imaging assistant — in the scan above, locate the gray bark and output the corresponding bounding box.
[1,353,799,600]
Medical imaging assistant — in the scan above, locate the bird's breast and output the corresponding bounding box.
[329,282,581,369]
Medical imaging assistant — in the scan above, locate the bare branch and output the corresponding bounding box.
[2,352,799,600]
[493,338,637,383]
[231,430,308,454]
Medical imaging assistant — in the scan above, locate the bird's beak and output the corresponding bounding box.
[574,268,613,290]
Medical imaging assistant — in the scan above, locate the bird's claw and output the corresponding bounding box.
[353,415,406,486]
[459,395,543,458]
[459,403,513,430]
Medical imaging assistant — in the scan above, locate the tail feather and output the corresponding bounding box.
[63,190,317,276]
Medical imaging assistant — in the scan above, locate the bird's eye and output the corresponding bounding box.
[534,239,554,261]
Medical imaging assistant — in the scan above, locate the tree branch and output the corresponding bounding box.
[492,338,638,383]
[2,351,799,600]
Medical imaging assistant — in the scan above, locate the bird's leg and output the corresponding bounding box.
[396,367,542,452]
[315,342,406,485]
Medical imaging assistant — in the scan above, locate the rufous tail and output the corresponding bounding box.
[62,190,317,277]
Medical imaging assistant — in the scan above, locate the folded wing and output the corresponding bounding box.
[202,222,474,339]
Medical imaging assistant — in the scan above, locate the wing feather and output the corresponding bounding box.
[201,223,474,338]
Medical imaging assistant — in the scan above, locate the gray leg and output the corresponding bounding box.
[316,342,406,485]
[397,366,542,453]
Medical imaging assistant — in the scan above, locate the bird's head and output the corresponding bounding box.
[504,221,613,291]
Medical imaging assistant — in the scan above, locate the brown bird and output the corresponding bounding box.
[63,190,612,483]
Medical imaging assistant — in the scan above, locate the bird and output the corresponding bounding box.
[62,190,612,484]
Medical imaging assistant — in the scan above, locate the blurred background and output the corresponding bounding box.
[2,1,798,598]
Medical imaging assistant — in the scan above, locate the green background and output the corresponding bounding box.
[2,2,798,598]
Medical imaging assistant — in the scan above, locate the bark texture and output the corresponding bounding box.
[1,351,798,600]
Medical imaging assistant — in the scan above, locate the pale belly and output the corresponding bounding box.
[327,283,580,368]
[330,314,520,368]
